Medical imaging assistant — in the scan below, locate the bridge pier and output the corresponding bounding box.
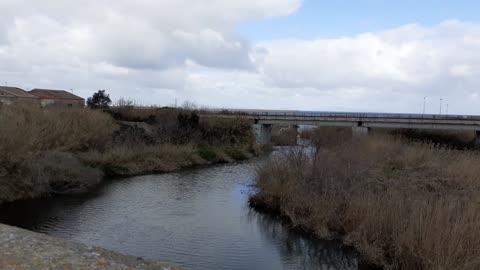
[352,125,369,136]
[254,124,272,144]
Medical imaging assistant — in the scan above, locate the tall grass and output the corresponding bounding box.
[271,125,298,146]
[0,105,256,203]
[0,105,115,166]
[199,116,254,146]
[251,132,480,270]
[80,144,204,176]
[0,106,113,203]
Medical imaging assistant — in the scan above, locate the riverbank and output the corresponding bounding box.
[250,134,480,270]
[0,223,184,270]
[0,159,359,270]
[0,105,261,204]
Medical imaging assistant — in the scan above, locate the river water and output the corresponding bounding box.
[0,159,359,270]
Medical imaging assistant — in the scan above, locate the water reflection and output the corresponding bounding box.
[247,209,358,270]
[0,161,359,270]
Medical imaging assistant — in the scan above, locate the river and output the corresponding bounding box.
[0,159,359,270]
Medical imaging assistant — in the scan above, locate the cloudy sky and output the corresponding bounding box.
[1,0,480,114]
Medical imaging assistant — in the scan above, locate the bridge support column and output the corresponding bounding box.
[352,126,369,136]
[254,124,272,144]
[475,131,480,149]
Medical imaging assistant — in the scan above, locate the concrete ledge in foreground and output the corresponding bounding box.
[0,224,184,270]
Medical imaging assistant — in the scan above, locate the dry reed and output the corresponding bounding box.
[251,132,480,270]
[0,104,255,203]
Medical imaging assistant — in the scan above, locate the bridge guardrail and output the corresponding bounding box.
[233,111,480,121]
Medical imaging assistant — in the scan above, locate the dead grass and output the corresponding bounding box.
[272,125,298,146]
[0,106,115,203]
[378,129,476,149]
[0,151,102,203]
[251,133,480,270]
[0,105,116,166]
[0,105,255,202]
[0,105,114,203]
[199,116,254,146]
[80,144,205,176]
[110,105,179,123]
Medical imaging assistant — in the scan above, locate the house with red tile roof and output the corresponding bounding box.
[29,89,85,108]
[0,86,39,106]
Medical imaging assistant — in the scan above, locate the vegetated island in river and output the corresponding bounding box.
[0,100,269,204]
[250,127,480,270]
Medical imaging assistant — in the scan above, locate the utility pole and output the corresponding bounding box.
[446,104,449,115]
[423,97,427,115]
[439,98,443,115]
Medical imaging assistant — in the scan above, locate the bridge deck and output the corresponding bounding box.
[238,111,480,121]
[205,111,480,131]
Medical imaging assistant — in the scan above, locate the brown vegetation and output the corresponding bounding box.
[0,105,115,165]
[390,129,476,149]
[0,105,112,203]
[251,130,480,270]
[80,144,204,176]
[301,126,476,149]
[272,125,298,146]
[0,104,256,203]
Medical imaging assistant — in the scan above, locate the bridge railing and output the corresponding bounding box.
[223,111,480,121]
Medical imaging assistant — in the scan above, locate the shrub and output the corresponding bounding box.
[271,125,298,146]
[251,143,274,157]
[392,129,476,149]
[310,126,351,151]
[80,144,204,176]
[0,151,102,203]
[0,105,115,203]
[87,90,112,109]
[225,147,248,161]
[251,135,480,270]
[0,105,116,167]
[197,144,217,161]
[31,151,103,194]
[109,106,161,123]
[200,116,254,146]
[176,111,201,144]
[113,123,155,146]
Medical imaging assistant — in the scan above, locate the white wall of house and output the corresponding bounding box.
[40,99,55,107]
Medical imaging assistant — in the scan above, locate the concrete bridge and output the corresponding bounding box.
[208,111,480,145]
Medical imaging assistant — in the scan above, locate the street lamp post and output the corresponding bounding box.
[439,98,443,115]
[423,97,427,115]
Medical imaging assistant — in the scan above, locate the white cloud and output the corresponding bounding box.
[0,1,480,114]
[256,21,480,90]
[0,0,299,70]
[0,0,299,93]
[250,20,480,113]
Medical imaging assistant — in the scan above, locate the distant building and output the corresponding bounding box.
[29,89,85,108]
[0,86,39,105]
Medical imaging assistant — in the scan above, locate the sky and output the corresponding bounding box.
[240,0,480,39]
[1,0,480,114]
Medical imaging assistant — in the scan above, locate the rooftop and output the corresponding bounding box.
[29,89,84,100]
[0,86,39,99]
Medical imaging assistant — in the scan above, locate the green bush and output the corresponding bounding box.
[197,145,217,161]
[225,147,248,161]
